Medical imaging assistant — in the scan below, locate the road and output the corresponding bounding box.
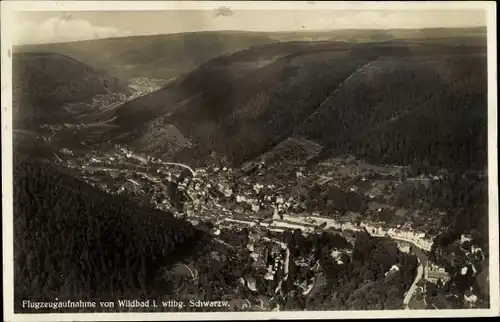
[376,236,428,310]
[403,258,424,309]
[160,162,195,176]
[99,93,141,111]
[87,160,194,176]
[316,175,334,185]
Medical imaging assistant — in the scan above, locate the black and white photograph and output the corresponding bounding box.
[2,1,498,321]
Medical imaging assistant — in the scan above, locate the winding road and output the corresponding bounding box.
[403,258,424,309]
[371,234,428,310]
[160,162,195,176]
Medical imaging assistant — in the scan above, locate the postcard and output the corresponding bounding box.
[2,1,498,321]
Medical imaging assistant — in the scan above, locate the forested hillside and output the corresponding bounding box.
[13,154,204,312]
[15,32,487,173]
[109,38,487,171]
[13,52,130,128]
[299,53,487,171]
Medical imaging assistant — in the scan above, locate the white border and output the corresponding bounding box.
[0,0,498,11]
[1,1,498,321]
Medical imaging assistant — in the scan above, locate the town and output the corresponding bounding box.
[53,145,486,310]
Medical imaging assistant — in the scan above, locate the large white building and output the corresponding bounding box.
[425,263,450,283]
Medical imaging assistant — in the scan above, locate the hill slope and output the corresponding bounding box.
[14,31,488,172]
[13,154,204,311]
[13,52,130,129]
[298,53,487,171]
[111,36,487,171]
[112,42,369,161]
[15,31,278,80]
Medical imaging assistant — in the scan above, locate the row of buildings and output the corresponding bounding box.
[279,214,435,251]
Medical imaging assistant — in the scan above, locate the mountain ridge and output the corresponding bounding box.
[13,52,131,129]
[13,32,487,173]
[131,39,486,171]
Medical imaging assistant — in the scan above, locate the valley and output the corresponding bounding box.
[22,136,487,311]
[11,27,490,312]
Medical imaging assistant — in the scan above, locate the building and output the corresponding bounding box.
[470,245,485,261]
[385,264,400,277]
[425,266,451,284]
[464,293,478,307]
[395,241,411,253]
[461,234,473,244]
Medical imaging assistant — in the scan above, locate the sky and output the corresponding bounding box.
[11,8,487,45]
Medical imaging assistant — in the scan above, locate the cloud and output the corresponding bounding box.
[13,16,131,45]
[213,6,234,18]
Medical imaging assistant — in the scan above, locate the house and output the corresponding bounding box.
[385,264,400,277]
[428,263,446,272]
[464,293,478,307]
[366,185,384,198]
[342,222,355,231]
[223,188,233,197]
[461,234,472,244]
[425,266,451,284]
[236,195,247,203]
[246,276,257,292]
[471,246,485,261]
[253,183,264,193]
[331,250,342,261]
[294,257,310,267]
[397,242,411,253]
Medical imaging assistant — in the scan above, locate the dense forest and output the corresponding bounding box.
[394,172,488,244]
[299,183,369,216]
[300,54,487,172]
[152,43,487,172]
[13,154,204,312]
